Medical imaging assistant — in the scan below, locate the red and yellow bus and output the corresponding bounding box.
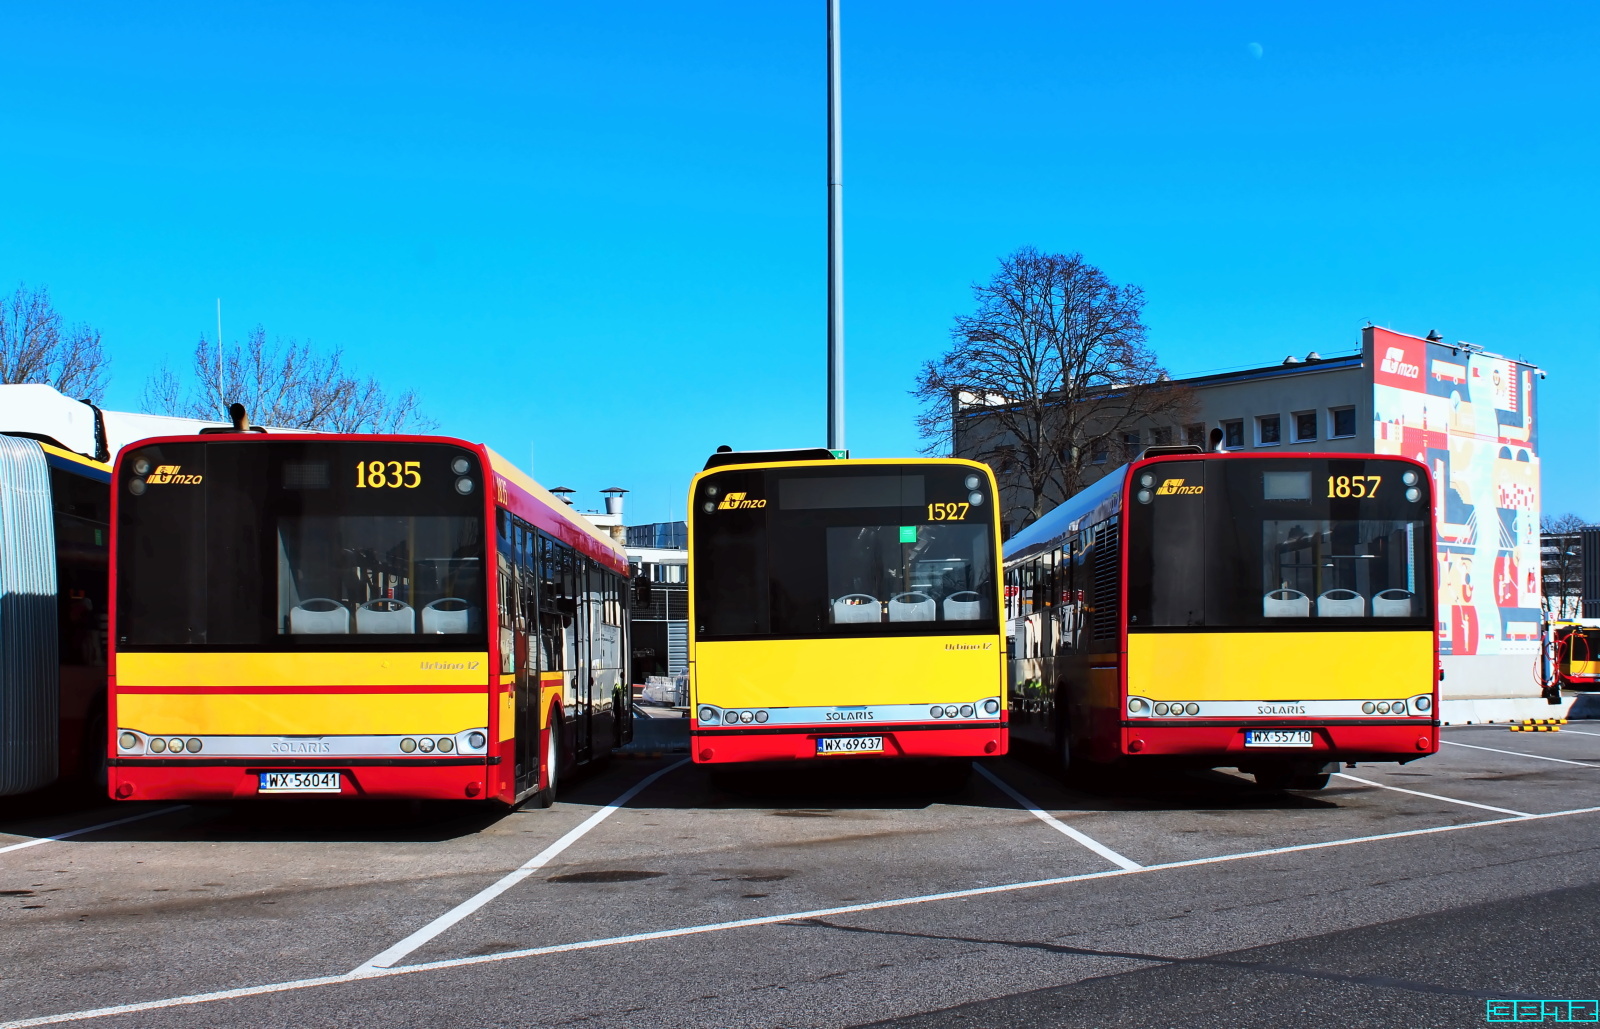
[688,450,1006,780]
[1005,449,1438,790]
[107,432,630,805]
[1549,623,1600,691]
[0,436,111,796]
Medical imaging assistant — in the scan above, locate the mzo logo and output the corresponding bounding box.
[1380,346,1420,379]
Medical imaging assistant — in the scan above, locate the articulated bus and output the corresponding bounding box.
[107,432,630,806]
[687,450,1007,779]
[0,435,111,796]
[1004,449,1439,790]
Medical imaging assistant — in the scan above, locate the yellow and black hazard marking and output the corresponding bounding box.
[1510,718,1567,732]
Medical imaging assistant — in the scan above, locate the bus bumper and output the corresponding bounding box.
[689,723,1007,763]
[1120,722,1439,761]
[108,762,496,802]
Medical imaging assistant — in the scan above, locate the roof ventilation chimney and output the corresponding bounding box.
[1283,355,1301,365]
[602,487,628,517]
[1425,330,1443,342]
[550,486,576,506]
[1305,351,1321,362]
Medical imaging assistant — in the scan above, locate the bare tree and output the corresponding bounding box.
[914,247,1192,527]
[142,325,435,432]
[0,283,109,402]
[1541,512,1588,621]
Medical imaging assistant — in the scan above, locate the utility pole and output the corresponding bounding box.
[826,0,845,452]
[216,299,225,414]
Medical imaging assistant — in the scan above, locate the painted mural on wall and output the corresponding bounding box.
[1371,327,1540,662]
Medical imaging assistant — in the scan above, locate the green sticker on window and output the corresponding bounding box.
[899,525,917,543]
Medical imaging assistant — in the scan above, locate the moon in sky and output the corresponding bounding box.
[1247,42,1264,58]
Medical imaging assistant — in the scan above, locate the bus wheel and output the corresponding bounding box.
[1251,762,1331,791]
[925,760,971,794]
[1056,718,1084,784]
[535,721,560,808]
[82,707,109,793]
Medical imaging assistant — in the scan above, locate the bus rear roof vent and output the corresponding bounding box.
[703,448,839,470]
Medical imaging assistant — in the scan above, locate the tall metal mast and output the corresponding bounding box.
[826,0,845,451]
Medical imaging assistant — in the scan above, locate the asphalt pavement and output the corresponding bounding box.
[0,723,1596,1029]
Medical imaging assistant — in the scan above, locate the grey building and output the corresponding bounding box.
[955,325,1545,713]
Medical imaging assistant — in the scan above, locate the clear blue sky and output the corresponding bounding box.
[2,1,1595,524]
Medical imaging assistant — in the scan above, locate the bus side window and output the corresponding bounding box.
[1056,542,1073,654]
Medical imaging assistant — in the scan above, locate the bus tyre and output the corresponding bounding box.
[1252,761,1332,791]
[83,706,109,793]
[926,760,971,794]
[536,721,560,808]
[1056,717,1084,784]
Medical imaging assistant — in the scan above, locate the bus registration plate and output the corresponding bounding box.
[816,736,883,755]
[1244,730,1314,748]
[259,771,342,793]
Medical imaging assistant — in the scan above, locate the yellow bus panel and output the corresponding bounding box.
[695,635,1004,708]
[1128,631,1434,700]
[116,652,490,689]
[116,692,488,736]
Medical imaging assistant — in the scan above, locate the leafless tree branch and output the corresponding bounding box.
[913,248,1192,527]
[0,283,109,402]
[141,325,437,433]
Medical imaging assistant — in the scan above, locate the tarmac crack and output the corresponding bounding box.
[792,917,1541,1001]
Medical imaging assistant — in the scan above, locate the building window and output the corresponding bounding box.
[1151,426,1173,445]
[1257,415,1281,446]
[1091,447,1109,464]
[1185,424,1204,447]
[1223,420,1244,449]
[1293,411,1317,443]
[1330,406,1357,439]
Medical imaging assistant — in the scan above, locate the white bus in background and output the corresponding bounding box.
[0,384,293,795]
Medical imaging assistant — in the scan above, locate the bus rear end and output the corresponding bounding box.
[688,455,1006,766]
[109,436,496,802]
[1120,453,1438,786]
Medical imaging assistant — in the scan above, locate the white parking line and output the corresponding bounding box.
[1333,773,1531,816]
[973,764,1143,870]
[0,807,187,857]
[350,759,688,974]
[1557,728,1600,738]
[1442,740,1600,768]
[11,801,1600,1028]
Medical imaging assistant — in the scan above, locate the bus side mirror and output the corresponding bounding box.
[632,574,653,609]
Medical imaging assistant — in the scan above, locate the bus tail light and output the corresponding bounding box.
[115,783,134,798]
[983,699,1001,715]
